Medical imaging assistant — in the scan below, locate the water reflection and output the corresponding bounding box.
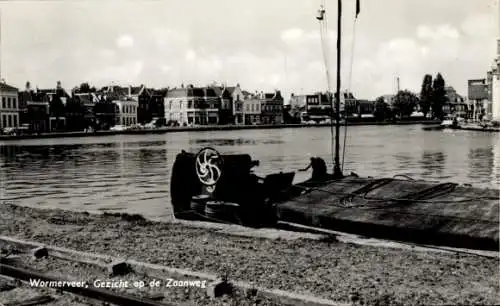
[468,148,494,182]
[189,138,284,146]
[420,151,446,176]
[394,153,414,171]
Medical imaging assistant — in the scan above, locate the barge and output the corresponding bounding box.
[170,147,499,251]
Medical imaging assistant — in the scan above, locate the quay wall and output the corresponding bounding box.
[0,120,440,141]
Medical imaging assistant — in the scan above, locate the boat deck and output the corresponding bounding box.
[277,176,499,250]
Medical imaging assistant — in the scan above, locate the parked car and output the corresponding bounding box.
[109,125,127,131]
[2,127,16,135]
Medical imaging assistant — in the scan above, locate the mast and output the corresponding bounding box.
[0,8,2,82]
[333,0,342,177]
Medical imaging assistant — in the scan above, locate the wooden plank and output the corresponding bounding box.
[277,177,499,250]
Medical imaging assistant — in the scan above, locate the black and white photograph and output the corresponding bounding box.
[0,0,499,305]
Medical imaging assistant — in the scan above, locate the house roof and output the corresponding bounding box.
[167,87,218,98]
[211,87,223,97]
[166,88,189,98]
[0,83,19,92]
[131,86,142,95]
[226,86,237,95]
[204,87,219,98]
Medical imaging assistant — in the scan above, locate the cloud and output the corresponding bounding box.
[116,35,134,49]
[416,24,460,40]
[0,0,496,100]
[85,61,144,84]
[185,49,197,61]
[281,28,304,43]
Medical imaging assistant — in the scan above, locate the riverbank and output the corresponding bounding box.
[0,120,440,141]
[1,204,498,305]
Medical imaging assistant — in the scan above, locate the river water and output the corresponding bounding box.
[0,125,499,219]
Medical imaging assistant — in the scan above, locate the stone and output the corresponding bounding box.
[206,280,233,298]
[31,247,48,259]
[244,287,258,298]
[106,261,131,276]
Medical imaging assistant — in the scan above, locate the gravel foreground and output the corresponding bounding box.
[1,204,499,306]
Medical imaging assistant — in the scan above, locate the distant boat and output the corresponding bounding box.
[440,115,463,129]
[422,115,463,131]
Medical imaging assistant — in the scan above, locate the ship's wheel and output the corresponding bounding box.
[195,147,224,191]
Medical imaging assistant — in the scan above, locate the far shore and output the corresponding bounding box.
[0,119,440,141]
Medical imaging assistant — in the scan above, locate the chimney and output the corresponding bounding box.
[128,85,132,97]
[236,83,240,88]
[26,81,31,91]
[57,81,62,89]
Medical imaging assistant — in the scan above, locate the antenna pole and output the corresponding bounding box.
[333,0,343,177]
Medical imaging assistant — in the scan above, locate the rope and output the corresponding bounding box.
[342,14,359,171]
[318,0,335,168]
[293,179,497,206]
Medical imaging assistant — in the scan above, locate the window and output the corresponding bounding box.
[1,115,5,128]
[13,99,16,109]
[7,98,11,109]
[7,115,12,127]
[1,97,5,109]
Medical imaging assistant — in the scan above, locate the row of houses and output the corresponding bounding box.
[288,91,365,121]
[290,85,474,122]
[0,81,286,133]
[163,84,285,126]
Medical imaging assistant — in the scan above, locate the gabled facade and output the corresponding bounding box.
[137,88,166,125]
[228,84,243,124]
[18,82,50,133]
[114,98,138,126]
[242,98,261,125]
[443,86,467,117]
[305,93,331,120]
[259,90,284,124]
[0,82,19,130]
[164,85,220,126]
[468,79,489,121]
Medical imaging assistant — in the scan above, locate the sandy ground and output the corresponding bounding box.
[0,204,499,306]
[0,248,283,306]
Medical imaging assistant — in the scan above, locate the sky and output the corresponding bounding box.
[0,0,498,100]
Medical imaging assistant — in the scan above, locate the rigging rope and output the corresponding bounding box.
[342,13,359,171]
[318,0,335,168]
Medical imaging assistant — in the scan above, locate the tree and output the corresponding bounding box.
[431,73,446,120]
[77,82,91,93]
[373,96,390,121]
[419,74,433,118]
[393,90,419,118]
